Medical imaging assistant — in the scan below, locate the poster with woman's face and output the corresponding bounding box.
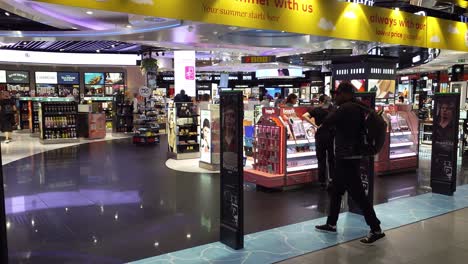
[200,110,212,164]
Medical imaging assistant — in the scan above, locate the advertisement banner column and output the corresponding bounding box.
[174,51,196,97]
[349,92,376,215]
[431,93,461,196]
[220,91,244,250]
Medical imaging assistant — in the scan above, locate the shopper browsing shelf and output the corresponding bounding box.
[315,82,385,245]
[302,95,334,189]
[174,89,192,103]
[285,93,298,107]
[0,91,17,144]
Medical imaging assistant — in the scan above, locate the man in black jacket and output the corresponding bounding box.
[315,82,385,245]
[174,90,191,103]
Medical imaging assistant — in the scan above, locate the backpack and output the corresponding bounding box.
[355,103,387,156]
[2,102,13,114]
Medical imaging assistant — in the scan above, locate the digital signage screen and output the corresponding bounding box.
[58,72,80,85]
[0,70,6,83]
[6,71,29,84]
[105,72,124,85]
[35,72,58,84]
[334,79,366,93]
[368,79,396,99]
[85,73,105,85]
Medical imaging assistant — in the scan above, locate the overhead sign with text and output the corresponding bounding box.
[35,72,58,84]
[0,70,6,83]
[33,0,468,52]
[241,56,276,64]
[174,50,196,97]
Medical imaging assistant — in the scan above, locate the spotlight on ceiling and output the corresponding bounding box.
[96,49,100,53]
[86,11,94,15]
[5,12,10,16]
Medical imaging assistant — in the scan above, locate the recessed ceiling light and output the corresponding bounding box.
[5,12,10,16]
[111,44,115,48]
[96,49,100,53]
[126,25,132,28]
[281,30,285,33]
[71,27,77,30]
[86,11,94,15]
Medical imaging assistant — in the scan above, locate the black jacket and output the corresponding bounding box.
[321,100,365,159]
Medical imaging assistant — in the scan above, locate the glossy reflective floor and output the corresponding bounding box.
[2,136,467,263]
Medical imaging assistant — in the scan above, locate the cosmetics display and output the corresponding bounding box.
[375,104,419,174]
[245,107,318,189]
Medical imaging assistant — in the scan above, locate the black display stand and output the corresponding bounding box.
[0,144,9,263]
[431,93,461,196]
[348,92,376,215]
[220,91,244,250]
[113,93,133,134]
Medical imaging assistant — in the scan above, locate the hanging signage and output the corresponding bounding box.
[220,91,244,250]
[35,72,58,84]
[241,56,276,64]
[6,71,29,84]
[200,110,212,164]
[174,50,196,97]
[34,0,468,52]
[431,93,460,195]
[0,70,6,83]
[139,86,152,98]
[57,72,80,84]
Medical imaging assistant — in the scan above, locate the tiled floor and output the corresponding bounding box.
[129,185,468,264]
[279,208,468,264]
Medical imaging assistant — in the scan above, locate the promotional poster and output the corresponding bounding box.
[200,110,212,164]
[220,91,244,250]
[368,79,396,99]
[431,93,460,195]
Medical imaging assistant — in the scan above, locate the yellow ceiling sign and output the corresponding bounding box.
[33,0,468,52]
[427,17,468,51]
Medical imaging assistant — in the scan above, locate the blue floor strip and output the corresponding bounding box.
[130,185,468,264]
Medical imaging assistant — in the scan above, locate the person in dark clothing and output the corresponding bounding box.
[302,95,334,189]
[0,92,17,143]
[174,89,191,103]
[315,82,385,245]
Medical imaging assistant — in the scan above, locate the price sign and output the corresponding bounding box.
[139,86,152,98]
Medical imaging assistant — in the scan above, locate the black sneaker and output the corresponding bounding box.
[360,231,386,245]
[315,224,337,233]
